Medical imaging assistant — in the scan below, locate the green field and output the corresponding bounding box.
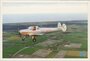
[3,24,87,58]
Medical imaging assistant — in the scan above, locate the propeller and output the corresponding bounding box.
[18,32,22,37]
[16,26,26,41]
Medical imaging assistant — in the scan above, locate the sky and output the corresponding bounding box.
[2,1,88,23]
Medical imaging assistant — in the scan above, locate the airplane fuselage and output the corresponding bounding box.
[19,27,59,36]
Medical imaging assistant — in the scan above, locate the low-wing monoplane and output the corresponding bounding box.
[19,22,67,42]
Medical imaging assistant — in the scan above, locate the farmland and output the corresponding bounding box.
[3,20,88,58]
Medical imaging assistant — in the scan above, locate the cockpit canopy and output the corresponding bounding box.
[28,26,39,30]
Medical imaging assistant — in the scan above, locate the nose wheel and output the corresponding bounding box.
[21,36,26,41]
[18,32,26,41]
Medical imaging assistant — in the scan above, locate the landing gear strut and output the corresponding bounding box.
[21,36,26,41]
[32,35,36,42]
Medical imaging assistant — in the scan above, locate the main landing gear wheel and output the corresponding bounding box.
[32,35,36,42]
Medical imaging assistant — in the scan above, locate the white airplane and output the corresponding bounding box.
[19,22,67,42]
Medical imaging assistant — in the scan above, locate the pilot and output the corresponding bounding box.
[32,26,36,31]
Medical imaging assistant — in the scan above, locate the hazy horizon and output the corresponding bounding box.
[3,13,87,23]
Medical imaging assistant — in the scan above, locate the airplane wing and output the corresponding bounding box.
[28,31,44,36]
